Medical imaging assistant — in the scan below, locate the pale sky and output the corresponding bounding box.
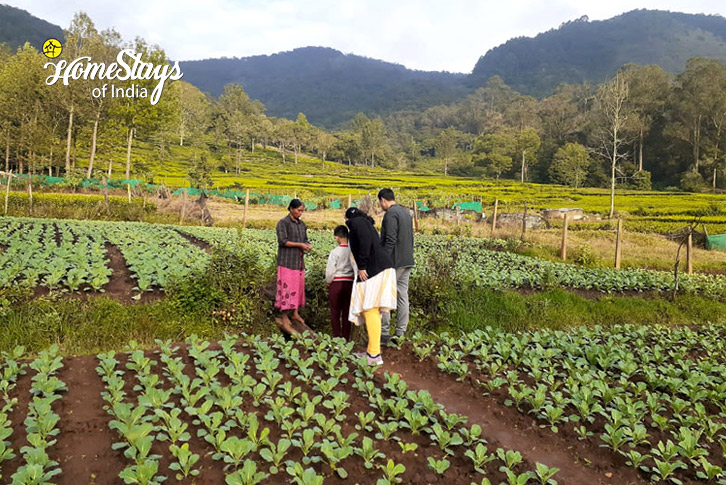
[4,0,726,72]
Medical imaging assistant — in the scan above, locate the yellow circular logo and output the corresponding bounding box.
[42,39,62,59]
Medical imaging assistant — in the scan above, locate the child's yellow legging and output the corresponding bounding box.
[363,308,381,356]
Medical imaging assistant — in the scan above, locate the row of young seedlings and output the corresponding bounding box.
[99,344,176,485]
[218,337,557,484]
[99,332,561,484]
[11,344,68,484]
[0,346,25,482]
[414,325,726,484]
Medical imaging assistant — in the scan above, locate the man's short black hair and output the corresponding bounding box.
[334,225,349,238]
[377,188,395,201]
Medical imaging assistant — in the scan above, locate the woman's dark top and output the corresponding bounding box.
[346,215,393,279]
[276,214,308,270]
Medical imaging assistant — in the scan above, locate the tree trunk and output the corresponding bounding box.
[236,144,241,175]
[638,129,644,172]
[65,104,74,174]
[87,111,100,179]
[520,151,526,182]
[714,167,718,191]
[125,127,134,180]
[250,137,255,153]
[610,153,616,219]
[107,159,113,179]
[4,140,9,172]
[294,145,298,164]
[693,114,702,171]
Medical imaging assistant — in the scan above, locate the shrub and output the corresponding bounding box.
[574,243,599,267]
[409,249,459,331]
[680,170,707,192]
[166,247,274,331]
[3,192,158,221]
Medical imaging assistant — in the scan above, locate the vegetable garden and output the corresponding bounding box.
[2,215,726,483]
[1,324,725,483]
[1,217,725,299]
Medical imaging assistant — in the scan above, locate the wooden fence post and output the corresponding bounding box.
[3,170,12,216]
[179,188,187,224]
[615,218,623,269]
[27,176,33,215]
[687,232,693,275]
[347,194,352,209]
[103,178,110,215]
[491,199,498,235]
[127,183,132,203]
[242,189,250,229]
[412,200,419,233]
[560,214,569,261]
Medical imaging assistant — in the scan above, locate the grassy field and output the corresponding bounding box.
[203,200,726,273]
[47,141,726,227]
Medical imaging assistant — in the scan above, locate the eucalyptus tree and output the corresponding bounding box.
[619,64,670,172]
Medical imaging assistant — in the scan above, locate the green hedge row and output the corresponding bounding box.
[2,192,158,221]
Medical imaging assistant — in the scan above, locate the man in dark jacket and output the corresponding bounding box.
[377,188,414,345]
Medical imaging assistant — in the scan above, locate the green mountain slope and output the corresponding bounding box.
[0,4,64,51]
[470,9,726,96]
[178,46,469,128]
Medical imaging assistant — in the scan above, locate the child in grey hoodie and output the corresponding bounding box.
[325,225,355,341]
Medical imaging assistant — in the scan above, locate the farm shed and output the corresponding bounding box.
[542,208,585,221]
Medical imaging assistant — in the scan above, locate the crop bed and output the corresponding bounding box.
[1,217,725,298]
[182,226,726,296]
[1,334,568,485]
[406,324,726,484]
[2,324,725,484]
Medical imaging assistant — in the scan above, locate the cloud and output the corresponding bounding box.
[4,0,725,72]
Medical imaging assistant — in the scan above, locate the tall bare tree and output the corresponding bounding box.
[594,73,630,218]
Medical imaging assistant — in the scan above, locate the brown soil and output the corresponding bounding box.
[1,339,589,485]
[174,229,212,252]
[103,243,165,303]
[31,244,164,304]
[1,356,124,485]
[0,336,710,484]
[54,356,126,484]
[378,346,648,485]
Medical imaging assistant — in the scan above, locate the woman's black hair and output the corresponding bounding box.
[288,198,304,210]
[345,207,374,224]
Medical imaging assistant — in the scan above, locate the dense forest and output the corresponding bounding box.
[472,10,726,97]
[1,11,726,195]
[179,48,469,128]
